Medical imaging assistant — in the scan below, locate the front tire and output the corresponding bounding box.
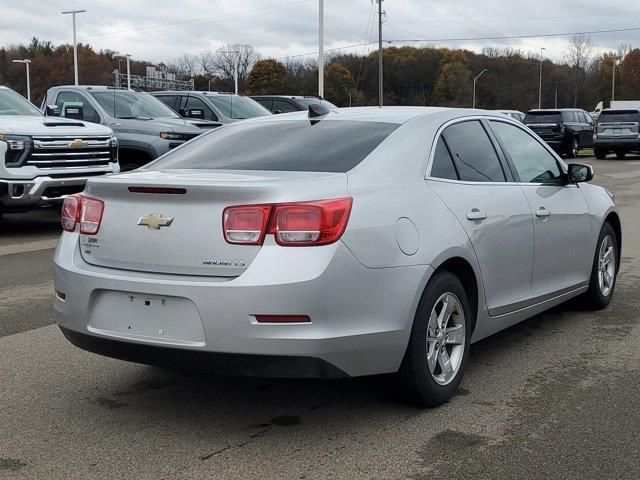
[615,150,626,160]
[582,222,618,310]
[400,271,471,407]
[565,137,579,159]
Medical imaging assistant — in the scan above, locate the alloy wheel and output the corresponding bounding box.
[598,235,616,297]
[426,293,465,385]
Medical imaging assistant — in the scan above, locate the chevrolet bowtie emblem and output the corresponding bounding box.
[137,214,174,230]
[69,138,88,149]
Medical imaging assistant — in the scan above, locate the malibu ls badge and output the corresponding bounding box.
[137,214,174,230]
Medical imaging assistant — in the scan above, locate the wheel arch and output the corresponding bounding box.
[604,211,622,272]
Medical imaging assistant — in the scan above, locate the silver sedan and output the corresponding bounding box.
[53,106,620,406]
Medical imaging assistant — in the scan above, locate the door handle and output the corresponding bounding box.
[466,210,487,221]
[535,207,551,218]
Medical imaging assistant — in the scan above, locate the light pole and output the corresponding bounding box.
[125,54,132,90]
[538,47,545,109]
[472,69,488,109]
[61,9,87,86]
[221,49,239,94]
[318,0,324,98]
[555,80,559,109]
[12,59,32,103]
[208,78,213,91]
[377,0,384,107]
[342,84,352,107]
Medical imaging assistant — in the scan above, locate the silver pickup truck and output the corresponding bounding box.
[0,86,118,219]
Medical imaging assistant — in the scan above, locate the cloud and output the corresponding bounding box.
[3,0,639,64]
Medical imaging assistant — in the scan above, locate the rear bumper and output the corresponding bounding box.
[59,326,349,378]
[593,138,640,149]
[53,233,432,377]
[0,170,116,211]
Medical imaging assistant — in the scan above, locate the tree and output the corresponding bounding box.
[245,59,287,94]
[200,44,259,91]
[564,34,594,106]
[433,51,472,107]
[324,62,355,106]
[168,53,200,79]
[619,49,640,99]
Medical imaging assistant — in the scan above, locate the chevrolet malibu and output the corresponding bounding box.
[53,106,620,406]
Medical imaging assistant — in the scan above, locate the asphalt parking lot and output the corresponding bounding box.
[1,156,639,480]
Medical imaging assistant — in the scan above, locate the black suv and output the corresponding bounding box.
[524,109,594,158]
[251,95,337,114]
[593,109,640,159]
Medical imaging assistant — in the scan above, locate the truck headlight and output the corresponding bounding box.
[109,135,119,162]
[0,134,32,166]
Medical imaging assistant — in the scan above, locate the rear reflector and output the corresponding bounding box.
[255,315,311,324]
[128,186,187,195]
[223,205,272,245]
[61,194,104,235]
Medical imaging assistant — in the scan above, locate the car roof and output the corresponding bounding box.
[152,91,241,96]
[250,95,324,100]
[236,106,508,126]
[527,108,585,112]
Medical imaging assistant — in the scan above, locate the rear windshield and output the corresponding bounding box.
[148,120,399,172]
[524,111,561,124]
[598,110,640,123]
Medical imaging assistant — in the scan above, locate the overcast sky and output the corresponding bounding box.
[3,0,640,64]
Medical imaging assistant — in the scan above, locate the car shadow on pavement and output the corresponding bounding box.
[0,209,60,238]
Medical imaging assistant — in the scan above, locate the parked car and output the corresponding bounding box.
[0,86,117,219]
[591,100,640,120]
[151,91,271,124]
[594,109,640,159]
[54,107,620,407]
[251,95,337,114]
[524,108,594,158]
[43,86,212,171]
[497,110,525,122]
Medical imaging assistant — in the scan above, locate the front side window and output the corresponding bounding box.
[441,120,506,182]
[148,120,399,173]
[490,121,563,184]
[56,91,100,123]
[562,111,577,123]
[185,96,217,121]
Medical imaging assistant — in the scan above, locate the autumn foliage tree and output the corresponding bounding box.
[245,59,287,94]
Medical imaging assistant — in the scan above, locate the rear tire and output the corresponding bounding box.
[565,137,579,159]
[582,222,618,310]
[594,148,607,160]
[615,150,626,160]
[400,271,471,407]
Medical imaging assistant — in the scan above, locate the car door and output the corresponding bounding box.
[488,119,593,298]
[426,119,534,315]
[580,111,595,148]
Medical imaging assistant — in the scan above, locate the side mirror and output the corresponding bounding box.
[178,108,187,117]
[568,163,594,183]
[188,108,205,119]
[45,105,60,116]
[274,110,282,114]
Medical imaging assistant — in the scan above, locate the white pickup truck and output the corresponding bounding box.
[0,86,118,219]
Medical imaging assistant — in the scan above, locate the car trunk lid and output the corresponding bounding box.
[79,169,349,276]
[597,110,640,140]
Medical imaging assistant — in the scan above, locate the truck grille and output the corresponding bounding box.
[25,136,114,169]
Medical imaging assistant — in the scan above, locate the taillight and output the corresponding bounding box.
[223,205,272,245]
[60,195,104,235]
[80,197,105,235]
[222,197,352,247]
[271,198,352,246]
[61,195,81,232]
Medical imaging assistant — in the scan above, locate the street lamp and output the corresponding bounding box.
[472,69,488,109]
[342,84,352,107]
[318,0,324,98]
[538,47,545,109]
[61,9,87,85]
[12,59,32,103]
[612,57,619,102]
[221,49,240,95]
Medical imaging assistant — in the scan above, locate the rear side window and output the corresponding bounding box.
[273,99,298,113]
[430,137,458,180]
[155,95,177,110]
[562,111,577,122]
[148,120,399,172]
[598,110,640,123]
[441,121,506,182]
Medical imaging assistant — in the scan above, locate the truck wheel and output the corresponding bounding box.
[615,150,626,160]
[594,148,607,160]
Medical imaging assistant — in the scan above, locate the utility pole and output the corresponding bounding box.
[378,0,384,107]
[612,57,618,102]
[221,49,240,94]
[538,47,545,109]
[472,69,488,109]
[318,0,324,98]
[555,80,559,108]
[12,59,31,102]
[61,9,87,85]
